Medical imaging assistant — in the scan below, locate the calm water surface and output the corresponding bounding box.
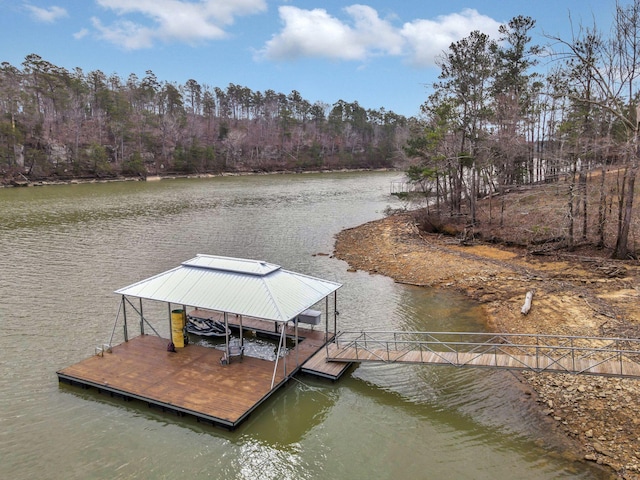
[0,172,608,479]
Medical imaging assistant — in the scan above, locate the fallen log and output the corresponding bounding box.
[521,290,534,315]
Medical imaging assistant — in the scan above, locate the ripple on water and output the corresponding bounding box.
[0,174,608,480]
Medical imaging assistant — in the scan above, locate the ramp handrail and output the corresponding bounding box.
[326,331,640,378]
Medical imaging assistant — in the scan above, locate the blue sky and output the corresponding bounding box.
[0,0,618,117]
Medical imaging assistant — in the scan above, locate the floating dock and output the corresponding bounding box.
[57,254,351,428]
[58,314,350,429]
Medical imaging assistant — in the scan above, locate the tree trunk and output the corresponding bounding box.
[597,164,607,248]
[470,160,477,225]
[579,162,588,240]
[613,157,638,259]
[567,182,575,251]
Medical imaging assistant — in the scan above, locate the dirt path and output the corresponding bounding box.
[334,214,640,479]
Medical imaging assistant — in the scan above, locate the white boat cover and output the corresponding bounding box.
[114,254,341,323]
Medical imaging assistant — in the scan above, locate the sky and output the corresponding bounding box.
[0,0,620,118]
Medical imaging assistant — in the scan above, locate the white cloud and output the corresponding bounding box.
[402,9,502,67]
[260,5,402,61]
[91,17,156,49]
[73,28,89,40]
[24,4,68,23]
[92,0,267,49]
[260,6,501,67]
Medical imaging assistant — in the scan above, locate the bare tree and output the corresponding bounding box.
[549,1,640,258]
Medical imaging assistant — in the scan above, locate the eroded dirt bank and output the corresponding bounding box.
[333,214,640,479]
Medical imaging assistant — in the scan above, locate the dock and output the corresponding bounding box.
[57,254,350,428]
[58,314,351,429]
[58,335,280,428]
[300,348,352,379]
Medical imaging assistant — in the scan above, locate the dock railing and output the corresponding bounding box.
[326,331,640,378]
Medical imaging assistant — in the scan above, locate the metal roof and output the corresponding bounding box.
[114,254,342,322]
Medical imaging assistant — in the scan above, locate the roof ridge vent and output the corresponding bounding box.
[181,255,281,276]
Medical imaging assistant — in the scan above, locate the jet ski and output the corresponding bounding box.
[186,316,231,337]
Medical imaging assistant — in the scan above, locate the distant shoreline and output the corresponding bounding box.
[1,167,400,188]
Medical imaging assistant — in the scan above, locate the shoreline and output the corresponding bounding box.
[1,167,399,188]
[333,214,640,479]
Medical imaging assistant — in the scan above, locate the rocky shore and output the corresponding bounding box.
[333,214,640,479]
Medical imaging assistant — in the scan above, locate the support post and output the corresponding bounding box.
[325,296,329,342]
[334,292,338,335]
[283,322,287,378]
[271,323,287,389]
[295,318,299,367]
[224,312,229,360]
[182,304,187,346]
[139,298,144,336]
[110,298,124,347]
[122,296,129,342]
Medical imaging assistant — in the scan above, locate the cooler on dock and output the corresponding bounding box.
[298,309,321,325]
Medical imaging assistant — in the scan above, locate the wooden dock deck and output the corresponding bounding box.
[300,348,352,380]
[58,335,287,428]
[58,313,351,428]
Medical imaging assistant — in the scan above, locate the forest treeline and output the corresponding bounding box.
[0,54,408,181]
[2,3,640,259]
[405,5,640,259]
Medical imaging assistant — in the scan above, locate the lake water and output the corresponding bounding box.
[0,172,608,479]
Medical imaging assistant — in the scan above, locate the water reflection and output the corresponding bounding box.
[240,380,337,443]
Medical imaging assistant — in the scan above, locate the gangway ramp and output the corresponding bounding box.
[325,331,640,379]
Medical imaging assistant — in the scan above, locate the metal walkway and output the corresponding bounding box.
[325,331,640,379]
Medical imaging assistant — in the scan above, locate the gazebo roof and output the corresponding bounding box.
[114,254,342,322]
